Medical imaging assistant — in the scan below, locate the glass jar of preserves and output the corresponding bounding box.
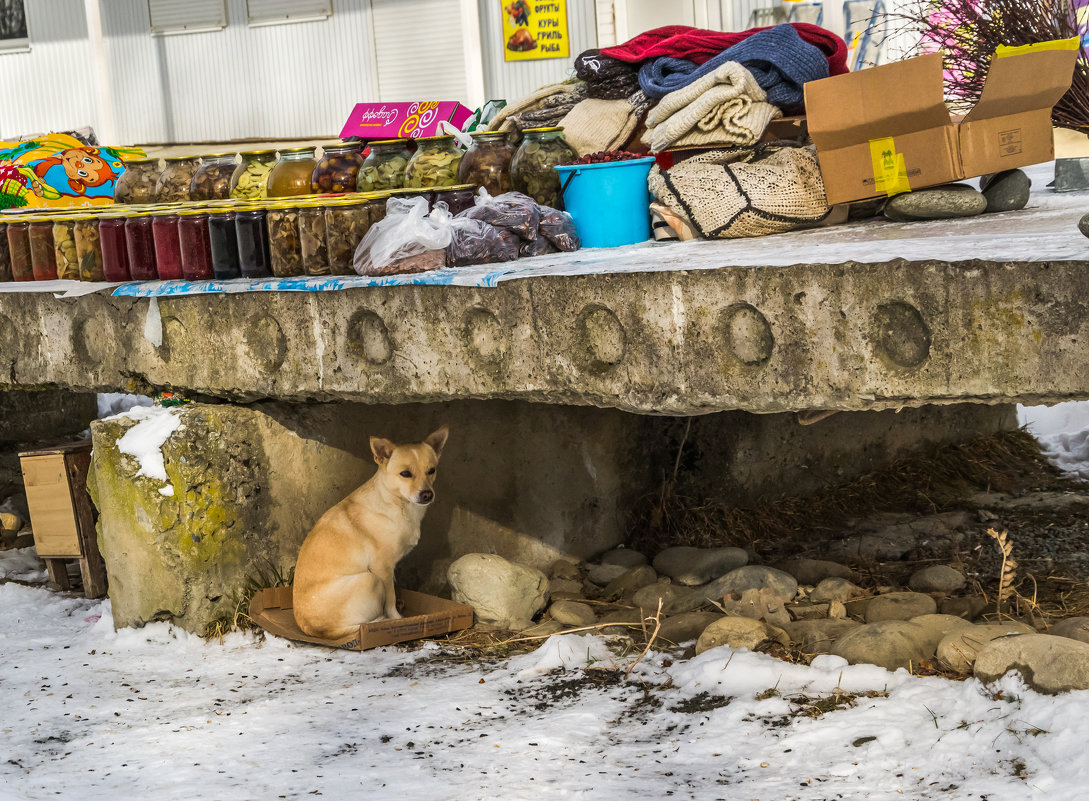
[124,213,157,281]
[208,209,241,280]
[267,203,304,277]
[457,131,514,196]
[0,220,10,282]
[299,201,329,276]
[235,206,271,279]
[29,217,58,281]
[230,150,276,200]
[324,198,371,275]
[267,147,317,198]
[190,153,237,201]
[432,184,477,216]
[154,156,202,202]
[311,143,363,194]
[178,209,213,280]
[511,126,576,208]
[6,218,32,282]
[52,216,80,280]
[404,135,463,189]
[151,210,183,280]
[99,214,131,282]
[358,139,410,191]
[73,215,104,281]
[113,158,161,204]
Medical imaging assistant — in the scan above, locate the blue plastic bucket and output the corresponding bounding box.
[554,157,656,248]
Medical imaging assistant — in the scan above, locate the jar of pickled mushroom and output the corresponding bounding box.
[73,215,104,281]
[190,152,237,201]
[6,217,32,282]
[124,212,157,281]
[358,139,411,191]
[324,198,371,275]
[154,156,202,202]
[52,215,80,280]
[311,143,363,194]
[151,209,183,280]
[99,214,131,282]
[298,201,329,276]
[113,158,162,204]
[267,147,318,198]
[29,217,58,281]
[235,205,271,279]
[230,150,276,200]
[208,208,241,280]
[404,135,463,189]
[457,131,514,196]
[511,127,576,208]
[266,203,304,277]
[177,209,213,280]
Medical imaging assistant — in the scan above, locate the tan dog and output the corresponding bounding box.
[292,426,449,639]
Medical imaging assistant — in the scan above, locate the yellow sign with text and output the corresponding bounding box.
[502,0,569,61]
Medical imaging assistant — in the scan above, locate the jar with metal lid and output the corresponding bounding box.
[404,136,463,189]
[6,218,32,282]
[311,143,363,194]
[457,131,514,196]
[151,210,183,280]
[190,153,237,201]
[432,184,477,216]
[358,140,411,192]
[155,156,202,202]
[178,209,213,280]
[511,126,576,208]
[29,217,58,281]
[0,220,10,282]
[298,201,329,276]
[113,158,162,204]
[208,209,241,279]
[266,203,303,277]
[73,216,104,281]
[230,150,276,200]
[124,212,157,280]
[268,147,318,198]
[366,198,388,228]
[235,206,271,278]
[52,216,80,280]
[324,198,371,275]
[99,215,131,282]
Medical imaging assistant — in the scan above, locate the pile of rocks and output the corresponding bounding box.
[447,533,1089,694]
[880,170,1030,222]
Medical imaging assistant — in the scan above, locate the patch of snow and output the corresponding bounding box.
[514,633,616,677]
[113,405,183,482]
[1020,401,1089,481]
[0,546,46,583]
[96,393,154,419]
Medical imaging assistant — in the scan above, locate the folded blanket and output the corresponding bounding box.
[573,49,641,100]
[638,24,830,111]
[559,92,651,156]
[643,62,781,153]
[488,81,587,132]
[601,22,848,77]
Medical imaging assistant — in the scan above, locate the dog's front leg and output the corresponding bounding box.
[375,563,401,619]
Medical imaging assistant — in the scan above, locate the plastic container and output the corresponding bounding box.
[267,204,304,277]
[404,135,462,189]
[6,218,33,282]
[124,213,158,280]
[113,158,161,204]
[178,209,214,280]
[268,147,317,198]
[299,201,330,276]
[52,216,80,280]
[457,131,514,196]
[73,216,105,281]
[99,215,132,281]
[0,220,10,282]
[311,143,363,194]
[208,209,241,279]
[358,140,410,191]
[190,153,237,201]
[324,198,370,275]
[29,218,58,281]
[553,157,656,248]
[155,156,202,202]
[235,207,272,278]
[151,211,184,280]
[230,150,276,200]
[511,127,577,208]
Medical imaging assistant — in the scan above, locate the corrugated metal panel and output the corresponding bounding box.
[246,0,332,25]
[148,0,227,33]
[370,0,468,102]
[478,0,597,104]
[595,0,615,47]
[0,0,100,139]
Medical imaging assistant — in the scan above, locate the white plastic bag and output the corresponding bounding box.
[353,196,454,276]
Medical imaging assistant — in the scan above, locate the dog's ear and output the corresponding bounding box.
[424,425,449,458]
[370,436,395,465]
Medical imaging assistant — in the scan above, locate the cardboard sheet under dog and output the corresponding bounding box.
[249,586,474,650]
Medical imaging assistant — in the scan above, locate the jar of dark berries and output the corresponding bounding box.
[311,143,363,195]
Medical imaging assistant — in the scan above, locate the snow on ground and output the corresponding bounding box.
[111,405,183,485]
[1,547,1089,801]
[1020,402,1089,481]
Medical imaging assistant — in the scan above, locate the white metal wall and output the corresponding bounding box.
[0,0,98,139]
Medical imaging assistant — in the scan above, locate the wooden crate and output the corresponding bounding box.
[19,441,107,599]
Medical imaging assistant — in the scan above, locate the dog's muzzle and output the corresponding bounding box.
[416,489,435,505]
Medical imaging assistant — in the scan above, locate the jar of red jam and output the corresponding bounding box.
[208,209,241,279]
[29,217,58,281]
[177,209,213,280]
[99,214,131,282]
[5,218,33,282]
[235,206,271,278]
[151,210,183,280]
[124,212,157,280]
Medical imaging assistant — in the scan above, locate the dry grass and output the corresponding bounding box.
[203,560,293,640]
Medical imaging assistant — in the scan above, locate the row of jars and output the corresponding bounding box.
[112,127,577,210]
[0,185,479,284]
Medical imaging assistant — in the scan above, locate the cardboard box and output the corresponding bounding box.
[340,101,474,141]
[805,39,1079,205]
[249,586,474,650]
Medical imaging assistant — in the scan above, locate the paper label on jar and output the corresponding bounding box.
[340,102,474,141]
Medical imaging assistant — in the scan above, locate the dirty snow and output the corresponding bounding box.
[1020,402,1089,481]
[112,405,183,483]
[96,393,154,419]
[1,551,1088,801]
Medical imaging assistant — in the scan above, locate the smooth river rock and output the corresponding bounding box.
[884,183,987,222]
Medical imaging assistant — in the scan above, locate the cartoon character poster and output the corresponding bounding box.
[0,133,145,209]
[502,0,569,61]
